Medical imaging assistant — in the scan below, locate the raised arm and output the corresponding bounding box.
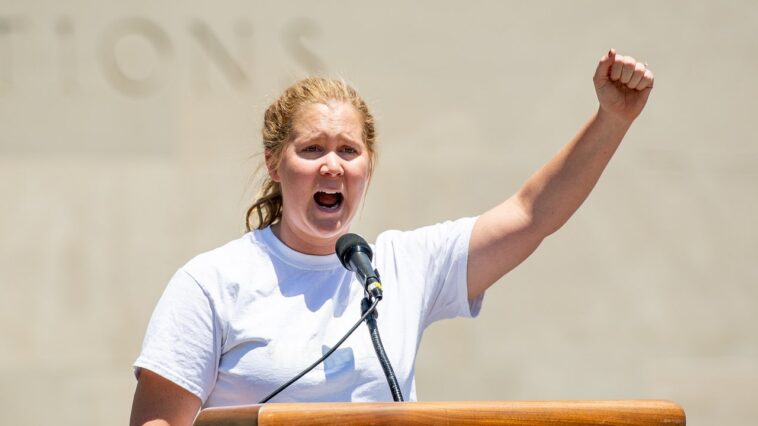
[467,49,654,300]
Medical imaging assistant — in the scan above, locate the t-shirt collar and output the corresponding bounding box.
[257,226,342,271]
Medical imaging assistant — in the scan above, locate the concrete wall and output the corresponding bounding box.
[1,1,756,424]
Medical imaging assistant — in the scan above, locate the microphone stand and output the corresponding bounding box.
[361,296,404,402]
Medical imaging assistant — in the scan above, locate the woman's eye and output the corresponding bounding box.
[341,146,358,154]
[302,145,321,152]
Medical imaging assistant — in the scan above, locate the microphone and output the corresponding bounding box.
[335,233,403,401]
[335,233,383,300]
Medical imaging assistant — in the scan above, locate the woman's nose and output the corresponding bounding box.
[320,152,343,177]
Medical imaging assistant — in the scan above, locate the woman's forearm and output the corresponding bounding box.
[516,108,632,236]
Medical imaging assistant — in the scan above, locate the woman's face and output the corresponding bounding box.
[268,100,371,255]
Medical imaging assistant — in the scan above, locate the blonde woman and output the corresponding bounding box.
[130,49,654,426]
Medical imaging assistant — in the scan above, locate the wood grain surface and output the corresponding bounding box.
[194,400,686,425]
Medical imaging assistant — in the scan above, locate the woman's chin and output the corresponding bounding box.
[308,219,348,239]
[276,208,356,253]
[309,205,353,231]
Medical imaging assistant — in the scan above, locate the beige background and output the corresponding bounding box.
[1,0,756,424]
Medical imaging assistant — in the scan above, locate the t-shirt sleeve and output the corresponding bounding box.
[133,269,222,403]
[385,216,483,329]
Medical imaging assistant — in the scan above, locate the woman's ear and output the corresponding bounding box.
[265,150,280,182]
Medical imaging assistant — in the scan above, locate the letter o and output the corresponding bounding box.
[98,17,172,97]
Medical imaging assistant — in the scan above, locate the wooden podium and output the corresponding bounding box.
[194,400,685,425]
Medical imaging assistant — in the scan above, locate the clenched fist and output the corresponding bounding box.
[594,49,654,123]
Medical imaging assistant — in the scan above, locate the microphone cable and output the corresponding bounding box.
[258,296,380,403]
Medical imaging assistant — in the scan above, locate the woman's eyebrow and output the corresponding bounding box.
[294,131,363,146]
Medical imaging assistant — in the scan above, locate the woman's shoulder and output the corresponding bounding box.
[375,216,478,246]
[185,231,258,264]
[178,231,272,290]
[371,217,478,267]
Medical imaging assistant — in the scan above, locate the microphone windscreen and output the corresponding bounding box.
[335,233,372,269]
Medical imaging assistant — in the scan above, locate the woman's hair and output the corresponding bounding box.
[245,77,377,231]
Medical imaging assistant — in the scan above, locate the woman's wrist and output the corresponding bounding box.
[595,106,634,134]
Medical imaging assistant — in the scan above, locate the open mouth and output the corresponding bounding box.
[314,191,343,210]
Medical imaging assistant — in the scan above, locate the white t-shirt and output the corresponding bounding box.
[134,217,483,406]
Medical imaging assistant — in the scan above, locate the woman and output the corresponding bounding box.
[130,49,654,425]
